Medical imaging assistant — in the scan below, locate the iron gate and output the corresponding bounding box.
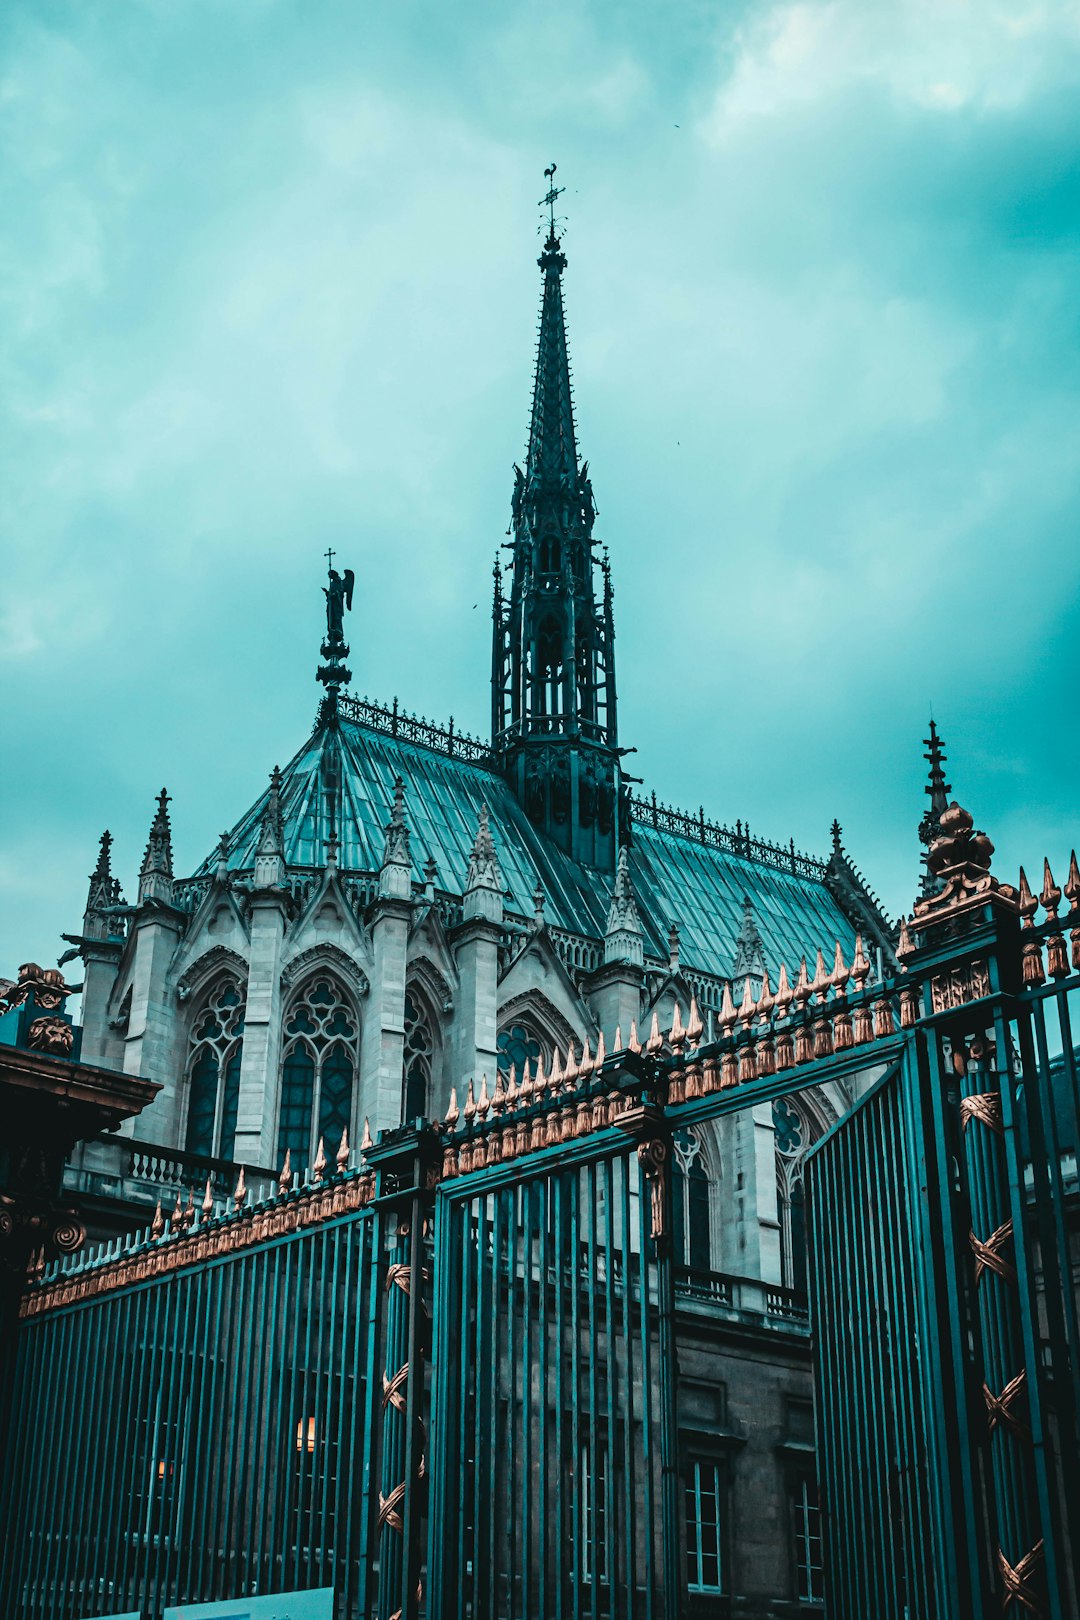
[3,798,1079,1620]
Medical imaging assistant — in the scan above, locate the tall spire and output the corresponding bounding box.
[491,166,620,870]
[316,552,354,724]
[918,719,952,898]
[138,790,174,904]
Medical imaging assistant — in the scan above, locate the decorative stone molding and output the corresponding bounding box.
[281,943,370,998]
[497,990,584,1058]
[175,946,249,1004]
[406,957,454,1015]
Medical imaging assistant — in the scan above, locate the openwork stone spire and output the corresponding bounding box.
[138,790,174,904]
[918,719,952,898]
[731,894,767,980]
[491,165,620,871]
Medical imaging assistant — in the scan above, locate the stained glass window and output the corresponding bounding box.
[496,1022,543,1080]
[183,979,245,1159]
[277,977,358,1172]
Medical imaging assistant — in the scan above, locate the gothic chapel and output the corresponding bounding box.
[71,200,898,1300]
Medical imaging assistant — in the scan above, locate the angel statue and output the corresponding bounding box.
[324,566,355,642]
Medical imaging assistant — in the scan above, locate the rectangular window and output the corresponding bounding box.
[685,1456,723,1593]
[580,1439,609,1583]
[792,1476,824,1603]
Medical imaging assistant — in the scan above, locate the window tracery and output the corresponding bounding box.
[672,1127,712,1272]
[184,978,245,1161]
[403,991,434,1122]
[774,1096,820,1294]
[277,977,359,1172]
[496,1021,545,1081]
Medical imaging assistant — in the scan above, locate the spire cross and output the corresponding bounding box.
[325,547,335,572]
[540,163,565,238]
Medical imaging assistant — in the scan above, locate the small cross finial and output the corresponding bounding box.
[325,546,335,572]
[540,162,565,239]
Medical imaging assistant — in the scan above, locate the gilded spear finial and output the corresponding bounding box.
[361,1117,374,1153]
[477,1074,491,1117]
[444,1088,460,1129]
[1040,857,1061,919]
[613,1023,623,1053]
[627,1020,641,1054]
[151,1198,164,1239]
[594,1030,606,1070]
[669,1001,685,1047]
[233,1166,247,1205]
[202,1176,214,1217]
[505,1064,518,1108]
[686,996,703,1045]
[278,1150,292,1195]
[563,1042,578,1088]
[464,1077,477,1123]
[645,1011,664,1056]
[313,1138,327,1181]
[336,1127,350,1173]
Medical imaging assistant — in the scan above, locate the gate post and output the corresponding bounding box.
[909,800,1054,1617]
[620,1094,683,1618]
[367,1123,441,1620]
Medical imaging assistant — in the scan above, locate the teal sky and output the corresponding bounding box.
[3,0,1079,971]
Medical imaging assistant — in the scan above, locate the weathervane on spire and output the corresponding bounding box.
[540,162,565,240]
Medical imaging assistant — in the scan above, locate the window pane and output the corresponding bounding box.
[185,1047,218,1157]
[278,1046,316,1169]
[218,1045,242,1162]
[318,1042,354,1148]
[686,1458,722,1593]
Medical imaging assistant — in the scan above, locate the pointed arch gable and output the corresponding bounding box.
[406,955,454,1016]
[281,943,369,1000]
[496,989,586,1064]
[175,946,249,1006]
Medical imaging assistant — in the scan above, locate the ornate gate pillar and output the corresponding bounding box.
[908,800,1053,1617]
[366,1123,441,1620]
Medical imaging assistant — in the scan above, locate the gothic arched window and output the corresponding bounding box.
[496,1022,544,1081]
[184,978,245,1161]
[403,991,434,1123]
[277,977,359,1172]
[774,1096,821,1295]
[672,1128,712,1272]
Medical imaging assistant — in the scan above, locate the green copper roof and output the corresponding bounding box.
[196,714,858,981]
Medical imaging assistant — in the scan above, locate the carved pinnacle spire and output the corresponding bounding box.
[382,777,411,868]
[85,829,124,929]
[919,719,953,898]
[138,790,174,904]
[732,895,766,980]
[254,766,286,891]
[604,845,644,967]
[466,804,501,891]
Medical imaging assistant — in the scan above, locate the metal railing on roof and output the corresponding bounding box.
[338,694,496,766]
[628,790,829,880]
